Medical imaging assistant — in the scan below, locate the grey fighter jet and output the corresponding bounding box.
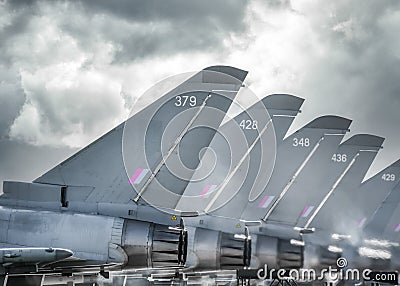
[176,111,353,271]
[338,159,400,269]
[175,94,304,217]
[101,93,305,285]
[374,182,400,268]
[279,134,387,269]
[241,116,351,225]
[175,93,305,271]
[361,159,400,240]
[306,135,385,241]
[0,66,250,284]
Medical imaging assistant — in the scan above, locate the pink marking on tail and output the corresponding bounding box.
[258,196,270,208]
[200,185,212,198]
[301,206,310,217]
[129,168,143,184]
[357,217,366,227]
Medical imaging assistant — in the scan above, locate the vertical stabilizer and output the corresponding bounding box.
[33,67,248,211]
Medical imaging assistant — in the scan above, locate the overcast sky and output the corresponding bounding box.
[1,0,400,192]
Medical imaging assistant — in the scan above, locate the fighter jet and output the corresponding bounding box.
[365,164,400,239]
[240,116,351,225]
[174,93,305,271]
[323,158,400,269]
[370,180,400,268]
[0,66,251,284]
[350,159,400,240]
[175,94,304,216]
[2,65,398,285]
[174,109,353,271]
[297,135,397,270]
[92,93,306,285]
[297,135,386,231]
[354,159,400,270]
[287,134,387,269]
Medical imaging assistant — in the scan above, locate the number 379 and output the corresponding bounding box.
[175,95,197,107]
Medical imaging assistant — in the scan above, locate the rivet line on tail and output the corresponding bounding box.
[303,153,360,229]
[204,119,273,213]
[263,136,325,222]
[133,94,212,203]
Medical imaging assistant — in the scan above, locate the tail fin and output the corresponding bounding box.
[263,94,304,141]
[32,66,247,210]
[383,210,400,241]
[175,94,276,214]
[295,134,385,229]
[379,188,400,240]
[174,94,304,216]
[309,134,384,234]
[361,159,400,236]
[240,116,351,222]
[260,116,352,225]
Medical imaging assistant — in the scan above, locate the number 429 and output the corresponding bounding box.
[382,173,396,181]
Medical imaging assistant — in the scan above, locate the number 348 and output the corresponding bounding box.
[292,138,310,147]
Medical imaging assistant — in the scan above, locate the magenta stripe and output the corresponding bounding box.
[303,207,313,217]
[200,185,212,198]
[129,168,143,184]
[357,217,366,227]
[394,223,400,232]
[258,196,275,208]
[301,206,311,217]
[258,196,270,208]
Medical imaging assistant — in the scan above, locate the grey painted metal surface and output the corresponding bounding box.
[262,94,304,141]
[174,94,276,215]
[306,134,384,241]
[184,226,249,271]
[176,94,303,218]
[0,206,185,272]
[212,94,304,217]
[240,116,351,222]
[250,234,303,269]
[361,160,400,240]
[0,66,255,280]
[298,134,386,229]
[366,183,400,238]
[346,159,400,237]
[262,119,351,226]
[0,248,72,266]
[124,68,246,210]
[0,181,183,227]
[0,207,121,265]
[31,67,247,212]
[2,65,400,284]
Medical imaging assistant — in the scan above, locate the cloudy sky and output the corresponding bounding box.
[1,0,400,192]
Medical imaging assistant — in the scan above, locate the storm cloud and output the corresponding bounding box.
[1,0,400,188]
